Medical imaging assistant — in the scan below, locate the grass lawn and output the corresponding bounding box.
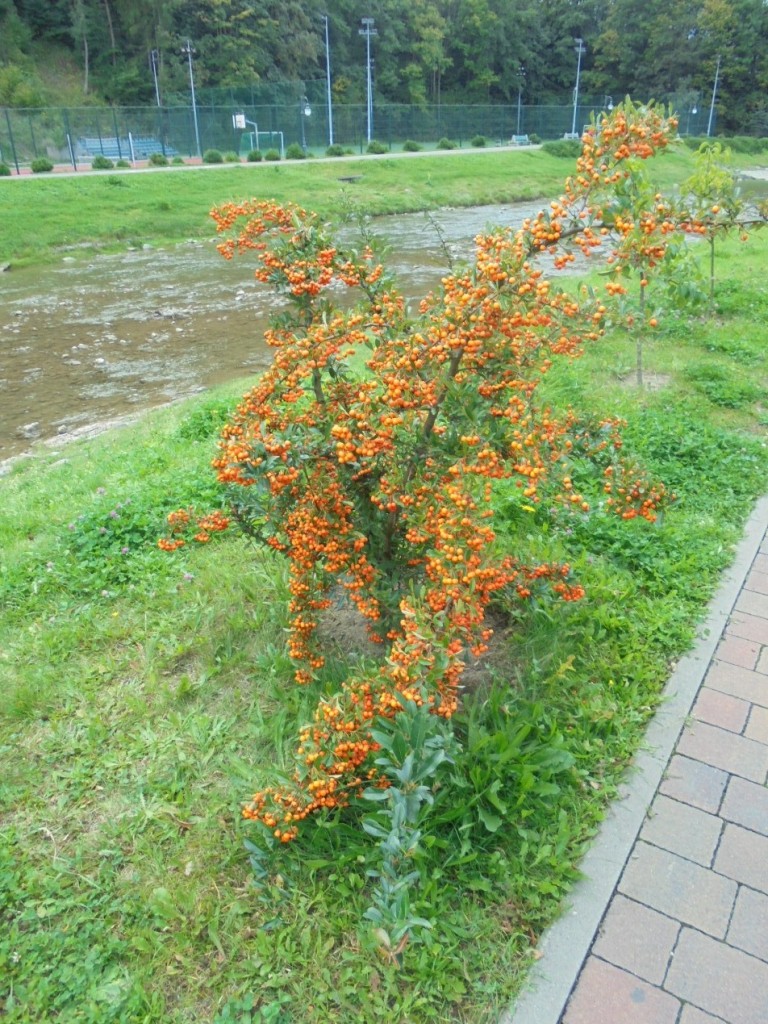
[1,169,768,1022]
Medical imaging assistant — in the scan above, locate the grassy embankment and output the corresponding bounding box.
[1,150,768,1023]
[2,143,767,267]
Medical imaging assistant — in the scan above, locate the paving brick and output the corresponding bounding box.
[640,794,722,866]
[664,927,768,1024]
[715,635,761,670]
[727,610,768,646]
[757,647,768,676]
[728,885,768,960]
[679,1008,727,1024]
[619,841,736,938]
[659,755,728,814]
[703,660,768,712]
[745,568,768,596]
[735,587,768,619]
[715,823,768,892]
[692,686,751,731]
[754,551,768,574]
[592,895,680,984]
[721,776,768,836]
[745,705,768,744]
[676,719,768,783]
[562,956,680,1024]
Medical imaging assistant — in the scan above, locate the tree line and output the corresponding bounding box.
[1,0,767,133]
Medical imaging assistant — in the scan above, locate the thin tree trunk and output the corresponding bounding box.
[103,0,117,65]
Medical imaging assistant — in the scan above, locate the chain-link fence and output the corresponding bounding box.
[0,98,713,172]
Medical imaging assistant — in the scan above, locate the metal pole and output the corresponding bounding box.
[150,50,161,107]
[571,38,585,137]
[323,15,334,146]
[4,109,20,174]
[181,40,201,159]
[359,18,377,143]
[707,54,721,137]
[517,67,525,135]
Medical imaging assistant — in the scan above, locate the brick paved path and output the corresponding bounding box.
[505,498,768,1024]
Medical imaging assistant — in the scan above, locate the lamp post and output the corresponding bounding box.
[322,14,334,146]
[686,101,698,135]
[707,54,721,137]
[359,17,377,143]
[299,95,311,153]
[180,39,201,159]
[516,66,526,135]
[571,37,586,137]
[149,49,161,106]
[604,95,614,111]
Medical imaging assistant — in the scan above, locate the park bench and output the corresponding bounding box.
[77,135,177,160]
[511,134,531,145]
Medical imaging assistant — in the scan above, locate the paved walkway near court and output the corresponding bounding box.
[503,494,768,1024]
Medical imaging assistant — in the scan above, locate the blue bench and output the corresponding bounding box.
[77,136,178,160]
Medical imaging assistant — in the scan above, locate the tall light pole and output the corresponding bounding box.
[322,14,334,146]
[517,66,526,135]
[707,54,721,137]
[359,17,377,143]
[180,39,201,159]
[149,49,161,106]
[571,37,586,137]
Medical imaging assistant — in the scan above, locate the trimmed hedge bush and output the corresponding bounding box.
[203,149,223,164]
[471,135,487,148]
[285,142,307,159]
[31,157,54,173]
[246,149,262,162]
[325,144,345,157]
[91,155,114,170]
[402,139,422,152]
[541,139,581,158]
[148,152,168,166]
[366,140,389,154]
[0,162,13,176]
[264,149,281,161]
[436,137,458,150]
[223,151,241,162]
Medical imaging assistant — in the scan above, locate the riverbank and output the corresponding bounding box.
[0,143,744,269]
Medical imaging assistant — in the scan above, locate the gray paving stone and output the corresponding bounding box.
[754,552,768,573]
[692,686,751,732]
[591,894,679,984]
[721,776,768,836]
[664,927,768,1024]
[563,956,680,1024]
[715,823,768,892]
[640,794,722,866]
[676,719,768,783]
[619,841,736,938]
[659,755,728,814]
[757,647,768,675]
[715,635,761,670]
[705,661,768,710]
[728,886,768,960]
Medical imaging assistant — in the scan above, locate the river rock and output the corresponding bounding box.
[17,422,41,440]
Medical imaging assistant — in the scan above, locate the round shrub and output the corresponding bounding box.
[91,154,114,170]
[246,149,262,162]
[436,137,457,150]
[148,151,169,167]
[528,133,541,145]
[541,139,581,158]
[223,150,241,163]
[0,162,11,176]
[285,142,307,160]
[171,156,185,165]
[203,149,223,164]
[402,139,422,152]
[325,143,345,157]
[471,134,487,148]
[31,157,54,173]
[366,140,388,154]
[116,158,131,168]
[264,149,281,161]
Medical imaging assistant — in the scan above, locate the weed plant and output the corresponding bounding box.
[1,214,767,1024]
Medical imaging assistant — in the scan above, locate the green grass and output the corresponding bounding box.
[0,144,740,268]
[2,214,768,1022]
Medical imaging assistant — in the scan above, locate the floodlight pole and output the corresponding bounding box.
[149,49,161,106]
[181,39,201,159]
[359,17,377,143]
[707,54,721,137]
[571,38,586,137]
[323,14,334,146]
